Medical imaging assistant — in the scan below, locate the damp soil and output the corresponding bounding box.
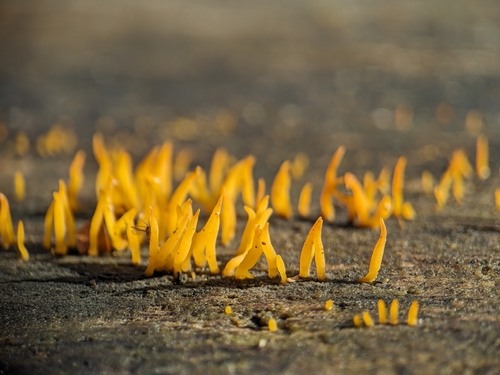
[1,1,500,374]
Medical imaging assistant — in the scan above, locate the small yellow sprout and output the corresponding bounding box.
[58,180,76,248]
[378,299,387,324]
[299,217,326,281]
[124,211,141,266]
[401,201,416,220]
[291,152,309,180]
[224,306,233,315]
[88,191,105,257]
[476,134,490,180]
[320,146,346,222]
[271,160,293,219]
[407,300,419,326]
[353,315,362,327]
[220,189,236,246]
[390,299,399,325]
[145,207,160,277]
[358,218,387,283]
[14,171,25,202]
[209,148,232,195]
[17,221,29,261]
[298,182,312,219]
[434,170,452,210]
[324,300,333,311]
[421,170,434,196]
[344,173,370,225]
[392,156,411,220]
[362,312,374,327]
[0,193,16,249]
[268,318,278,332]
[151,140,173,203]
[495,189,500,211]
[68,150,86,211]
[53,191,67,255]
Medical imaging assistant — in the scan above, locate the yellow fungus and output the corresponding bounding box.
[235,226,263,279]
[390,299,399,325]
[401,201,416,220]
[224,306,233,315]
[271,160,293,219]
[255,178,266,209]
[144,207,160,277]
[222,252,247,277]
[53,191,67,255]
[125,212,141,266]
[235,197,273,256]
[268,318,278,332]
[240,156,256,209]
[434,170,452,210]
[260,223,278,278]
[299,217,326,280]
[291,152,309,180]
[220,189,236,246]
[276,255,287,284]
[165,167,201,236]
[320,146,346,222]
[362,312,374,327]
[17,221,29,261]
[407,300,419,326]
[68,150,86,212]
[15,131,30,156]
[43,202,54,250]
[358,218,387,283]
[14,171,25,202]
[0,193,16,249]
[495,189,500,211]
[209,148,231,194]
[157,214,189,272]
[378,299,387,324]
[192,196,223,274]
[298,182,312,219]
[92,133,112,197]
[392,156,406,218]
[88,191,105,256]
[324,300,333,311]
[174,148,194,181]
[353,315,362,327]
[476,134,490,180]
[344,173,370,226]
[173,209,200,276]
[56,181,76,249]
[421,170,434,196]
[113,150,138,211]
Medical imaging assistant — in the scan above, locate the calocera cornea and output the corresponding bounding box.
[17,220,29,261]
[378,299,387,324]
[14,171,25,202]
[392,156,416,222]
[235,196,273,256]
[144,207,160,277]
[270,160,293,219]
[298,182,313,219]
[68,150,86,212]
[476,134,490,180]
[291,152,309,181]
[320,146,346,222]
[407,300,419,326]
[255,178,266,209]
[390,299,399,325]
[52,191,67,255]
[299,217,326,281]
[421,170,434,196]
[358,218,387,283]
[0,193,16,249]
[362,312,374,327]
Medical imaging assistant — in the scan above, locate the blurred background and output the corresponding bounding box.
[0,0,499,163]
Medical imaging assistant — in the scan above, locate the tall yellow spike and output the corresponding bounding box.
[358,218,387,283]
[476,134,490,180]
[299,217,325,279]
[392,156,406,218]
[173,210,200,276]
[68,150,86,211]
[0,193,16,249]
[298,183,312,219]
[320,146,345,222]
[17,220,29,261]
[53,191,67,255]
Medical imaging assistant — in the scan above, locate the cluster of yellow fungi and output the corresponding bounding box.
[353,299,419,327]
[0,193,28,261]
[422,134,491,210]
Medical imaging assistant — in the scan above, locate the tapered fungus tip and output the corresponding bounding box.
[358,218,387,283]
[362,312,374,327]
[407,300,419,326]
